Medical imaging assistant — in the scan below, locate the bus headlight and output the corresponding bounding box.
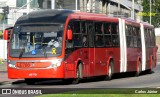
[50,59,62,68]
[9,64,16,68]
[8,60,16,68]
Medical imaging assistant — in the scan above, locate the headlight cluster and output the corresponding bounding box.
[8,60,16,68]
[8,59,63,69]
[8,63,16,68]
[50,59,62,68]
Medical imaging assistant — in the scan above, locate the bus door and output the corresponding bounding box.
[145,29,151,70]
[94,22,107,76]
[86,21,95,76]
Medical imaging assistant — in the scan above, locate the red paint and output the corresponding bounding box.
[67,29,73,40]
[3,30,8,40]
[8,63,65,78]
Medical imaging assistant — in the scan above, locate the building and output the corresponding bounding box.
[155,28,160,36]
[0,0,143,32]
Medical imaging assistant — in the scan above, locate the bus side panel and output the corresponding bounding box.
[147,48,153,70]
[127,48,140,72]
[94,48,107,76]
[154,46,157,68]
[145,47,149,70]
[112,48,120,73]
[151,47,156,68]
[64,49,79,79]
[89,48,95,77]
[94,47,120,75]
[64,62,76,79]
[64,48,90,78]
[154,31,157,68]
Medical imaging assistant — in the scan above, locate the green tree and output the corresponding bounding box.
[0,14,3,20]
[142,0,160,27]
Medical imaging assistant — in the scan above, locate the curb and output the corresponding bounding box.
[12,80,25,84]
[0,81,12,85]
[0,71,7,73]
[0,80,24,85]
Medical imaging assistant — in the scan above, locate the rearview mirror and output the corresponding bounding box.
[67,29,72,40]
[3,30,8,40]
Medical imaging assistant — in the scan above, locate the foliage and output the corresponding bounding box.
[142,0,160,27]
[0,31,3,39]
[0,14,3,20]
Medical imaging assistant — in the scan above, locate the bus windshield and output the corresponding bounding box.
[10,24,64,58]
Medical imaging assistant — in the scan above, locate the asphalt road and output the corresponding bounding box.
[0,63,160,96]
[1,64,160,88]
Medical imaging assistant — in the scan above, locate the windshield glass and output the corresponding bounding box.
[10,24,63,58]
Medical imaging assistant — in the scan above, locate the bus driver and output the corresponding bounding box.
[47,31,62,48]
[47,39,60,47]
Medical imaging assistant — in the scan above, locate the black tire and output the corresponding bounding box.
[105,61,114,80]
[63,63,82,84]
[71,63,82,84]
[25,78,36,85]
[135,61,142,76]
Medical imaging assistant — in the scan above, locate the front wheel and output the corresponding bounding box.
[63,63,82,84]
[71,63,82,84]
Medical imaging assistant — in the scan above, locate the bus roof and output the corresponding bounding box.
[140,22,154,28]
[15,9,74,25]
[71,11,119,22]
[15,9,120,25]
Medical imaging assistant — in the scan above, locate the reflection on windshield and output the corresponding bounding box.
[10,24,63,58]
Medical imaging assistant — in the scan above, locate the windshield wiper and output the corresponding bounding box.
[43,46,47,58]
[19,42,25,58]
[19,48,25,58]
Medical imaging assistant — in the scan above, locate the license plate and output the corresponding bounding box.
[16,62,32,68]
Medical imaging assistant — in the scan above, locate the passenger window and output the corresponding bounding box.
[73,21,80,33]
[136,28,141,47]
[104,23,111,34]
[95,35,104,47]
[133,27,137,47]
[81,21,88,47]
[151,29,155,46]
[81,22,86,34]
[95,22,103,34]
[104,35,112,46]
[71,21,82,47]
[73,34,82,47]
[112,23,119,35]
[112,23,119,46]
[126,25,133,47]
[82,35,88,47]
[112,35,119,46]
[95,22,104,47]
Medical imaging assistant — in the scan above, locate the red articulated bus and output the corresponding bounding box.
[5,9,157,85]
